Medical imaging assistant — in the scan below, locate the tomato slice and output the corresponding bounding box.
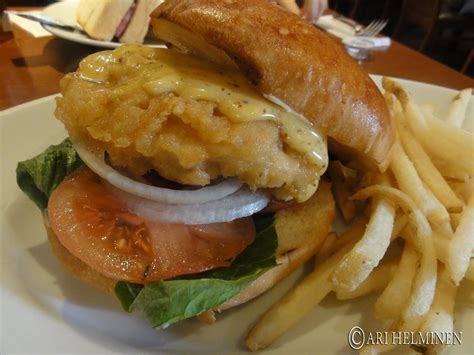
[48,166,255,284]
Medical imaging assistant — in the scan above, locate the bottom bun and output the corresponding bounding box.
[45,222,117,294]
[202,179,335,322]
[44,179,335,319]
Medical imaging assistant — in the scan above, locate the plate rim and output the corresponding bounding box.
[1,74,472,354]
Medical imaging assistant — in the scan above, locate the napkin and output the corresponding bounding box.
[314,15,391,49]
[315,15,355,38]
[343,36,391,49]
[8,11,52,38]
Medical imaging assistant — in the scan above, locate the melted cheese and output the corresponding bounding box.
[79,45,328,201]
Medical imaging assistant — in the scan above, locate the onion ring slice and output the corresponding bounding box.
[107,182,270,225]
[72,141,242,205]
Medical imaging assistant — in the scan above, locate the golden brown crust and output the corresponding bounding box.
[275,179,335,255]
[151,0,394,170]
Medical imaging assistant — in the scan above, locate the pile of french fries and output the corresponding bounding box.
[246,78,473,354]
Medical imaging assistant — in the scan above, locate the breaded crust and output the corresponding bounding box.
[150,0,394,170]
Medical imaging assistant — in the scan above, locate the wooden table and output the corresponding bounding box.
[1,7,473,111]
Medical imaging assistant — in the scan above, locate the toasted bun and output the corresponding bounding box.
[43,180,334,315]
[217,180,335,312]
[45,221,116,294]
[150,0,394,171]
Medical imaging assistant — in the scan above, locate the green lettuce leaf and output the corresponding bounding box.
[115,214,277,328]
[16,141,278,328]
[127,275,259,328]
[16,139,83,209]
[115,281,144,311]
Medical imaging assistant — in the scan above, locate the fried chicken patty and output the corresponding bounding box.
[55,45,328,201]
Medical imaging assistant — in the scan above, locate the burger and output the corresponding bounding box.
[16,0,394,329]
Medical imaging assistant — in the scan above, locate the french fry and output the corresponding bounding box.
[396,120,463,212]
[389,143,449,225]
[465,259,474,281]
[356,171,382,189]
[314,217,367,268]
[383,78,473,175]
[420,266,457,355]
[352,185,437,333]
[435,160,470,182]
[432,231,449,265]
[243,78,470,354]
[314,232,337,263]
[335,261,397,301]
[446,194,474,285]
[420,103,436,116]
[246,243,354,351]
[396,228,437,335]
[391,214,408,241]
[365,259,448,355]
[374,241,418,321]
[383,90,395,113]
[331,197,396,292]
[436,221,454,238]
[385,91,462,217]
[423,109,474,158]
[351,186,432,248]
[450,212,462,230]
[445,88,472,128]
[419,120,472,175]
[327,161,357,222]
[449,177,473,204]
[358,80,468,354]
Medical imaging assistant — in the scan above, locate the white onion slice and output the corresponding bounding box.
[72,141,242,205]
[107,183,270,225]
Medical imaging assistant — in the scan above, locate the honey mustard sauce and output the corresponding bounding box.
[78,45,328,201]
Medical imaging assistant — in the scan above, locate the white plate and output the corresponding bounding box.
[1,76,473,354]
[41,1,166,49]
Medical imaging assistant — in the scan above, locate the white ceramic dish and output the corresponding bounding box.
[41,1,166,49]
[1,76,473,354]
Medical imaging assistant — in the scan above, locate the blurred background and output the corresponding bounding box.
[3,0,474,77]
[327,0,474,77]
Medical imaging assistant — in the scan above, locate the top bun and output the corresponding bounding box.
[150,0,394,170]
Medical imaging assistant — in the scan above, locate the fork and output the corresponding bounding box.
[357,19,388,37]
